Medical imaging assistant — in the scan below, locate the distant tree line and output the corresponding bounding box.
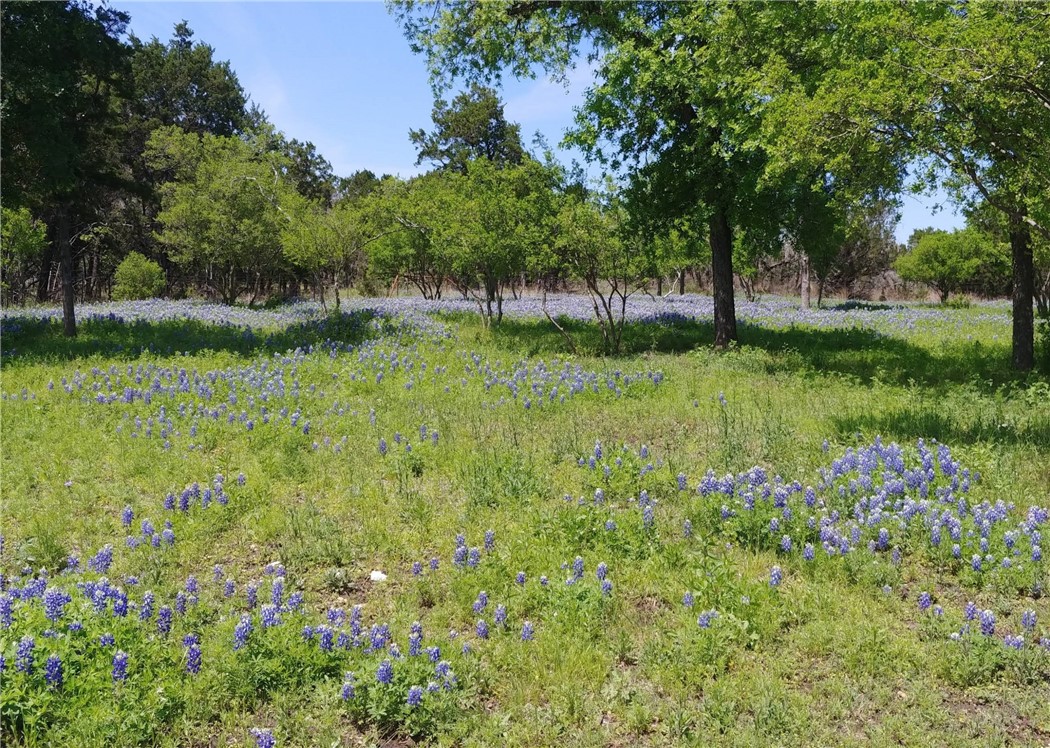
[2,1,1048,367]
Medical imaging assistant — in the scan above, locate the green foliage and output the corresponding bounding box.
[409,83,525,174]
[895,229,1008,302]
[111,252,166,301]
[147,126,293,303]
[0,207,48,303]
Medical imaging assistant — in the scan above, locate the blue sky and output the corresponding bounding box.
[116,1,962,243]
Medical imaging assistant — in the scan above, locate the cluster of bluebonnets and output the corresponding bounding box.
[0,293,1013,364]
[571,436,1047,653]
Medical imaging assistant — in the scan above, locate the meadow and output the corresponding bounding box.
[1,294,1048,747]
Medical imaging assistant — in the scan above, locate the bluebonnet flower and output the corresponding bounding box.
[971,555,982,572]
[476,619,489,639]
[185,575,198,594]
[601,580,613,596]
[44,653,63,688]
[428,557,439,571]
[594,488,605,504]
[157,605,173,635]
[68,620,83,632]
[515,571,526,586]
[484,530,495,551]
[426,645,441,662]
[271,577,284,607]
[467,547,481,568]
[99,632,115,647]
[642,505,655,529]
[473,591,488,613]
[452,546,467,567]
[0,593,11,629]
[412,561,423,576]
[682,519,692,539]
[161,528,175,545]
[379,438,387,456]
[698,610,718,628]
[979,610,996,637]
[317,626,334,651]
[286,591,303,611]
[112,650,129,682]
[494,604,507,626]
[121,506,134,527]
[250,729,275,748]
[186,644,202,675]
[376,659,394,684]
[780,535,793,553]
[572,556,585,579]
[407,685,424,707]
[15,636,34,673]
[891,547,901,565]
[596,562,608,581]
[1004,635,1024,650]
[964,602,978,620]
[1021,609,1037,631]
[224,579,235,598]
[340,671,356,700]
[89,545,114,574]
[175,592,187,615]
[803,543,815,561]
[521,621,534,641]
[677,473,688,491]
[260,604,280,628]
[43,587,71,622]
[233,614,253,650]
[770,566,783,587]
[918,592,932,611]
[605,520,617,531]
[247,581,259,609]
[683,592,694,608]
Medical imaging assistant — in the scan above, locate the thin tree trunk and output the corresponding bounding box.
[656,276,663,296]
[57,205,77,337]
[800,254,811,309]
[709,207,737,348]
[1010,218,1034,370]
[678,267,686,295]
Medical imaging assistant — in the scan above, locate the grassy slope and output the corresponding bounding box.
[1,302,1048,746]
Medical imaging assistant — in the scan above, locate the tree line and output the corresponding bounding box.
[2,1,1048,368]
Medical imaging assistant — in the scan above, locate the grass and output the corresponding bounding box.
[1,297,1048,747]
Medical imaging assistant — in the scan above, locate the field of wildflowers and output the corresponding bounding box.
[1,295,1048,746]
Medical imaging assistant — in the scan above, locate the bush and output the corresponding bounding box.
[112,252,166,300]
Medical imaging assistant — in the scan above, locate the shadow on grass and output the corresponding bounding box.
[485,315,1039,391]
[0,310,380,366]
[830,406,1050,448]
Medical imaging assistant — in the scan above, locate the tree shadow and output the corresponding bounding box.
[0,310,381,366]
[830,406,1050,448]
[487,315,1037,392]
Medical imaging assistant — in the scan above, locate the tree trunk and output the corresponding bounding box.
[1009,218,1034,370]
[57,205,77,337]
[709,207,737,348]
[800,254,811,309]
[656,276,663,296]
[678,268,686,295]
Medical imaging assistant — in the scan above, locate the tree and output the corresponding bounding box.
[112,252,166,300]
[1,0,132,335]
[409,83,525,174]
[895,229,1008,303]
[777,2,1050,369]
[147,127,292,304]
[0,208,48,305]
[391,2,901,349]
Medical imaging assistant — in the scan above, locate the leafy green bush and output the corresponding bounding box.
[112,252,166,300]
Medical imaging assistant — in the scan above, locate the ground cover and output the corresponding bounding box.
[1,295,1048,746]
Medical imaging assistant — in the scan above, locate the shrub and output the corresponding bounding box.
[112,252,166,300]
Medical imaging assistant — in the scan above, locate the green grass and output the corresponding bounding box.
[1,303,1048,747]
